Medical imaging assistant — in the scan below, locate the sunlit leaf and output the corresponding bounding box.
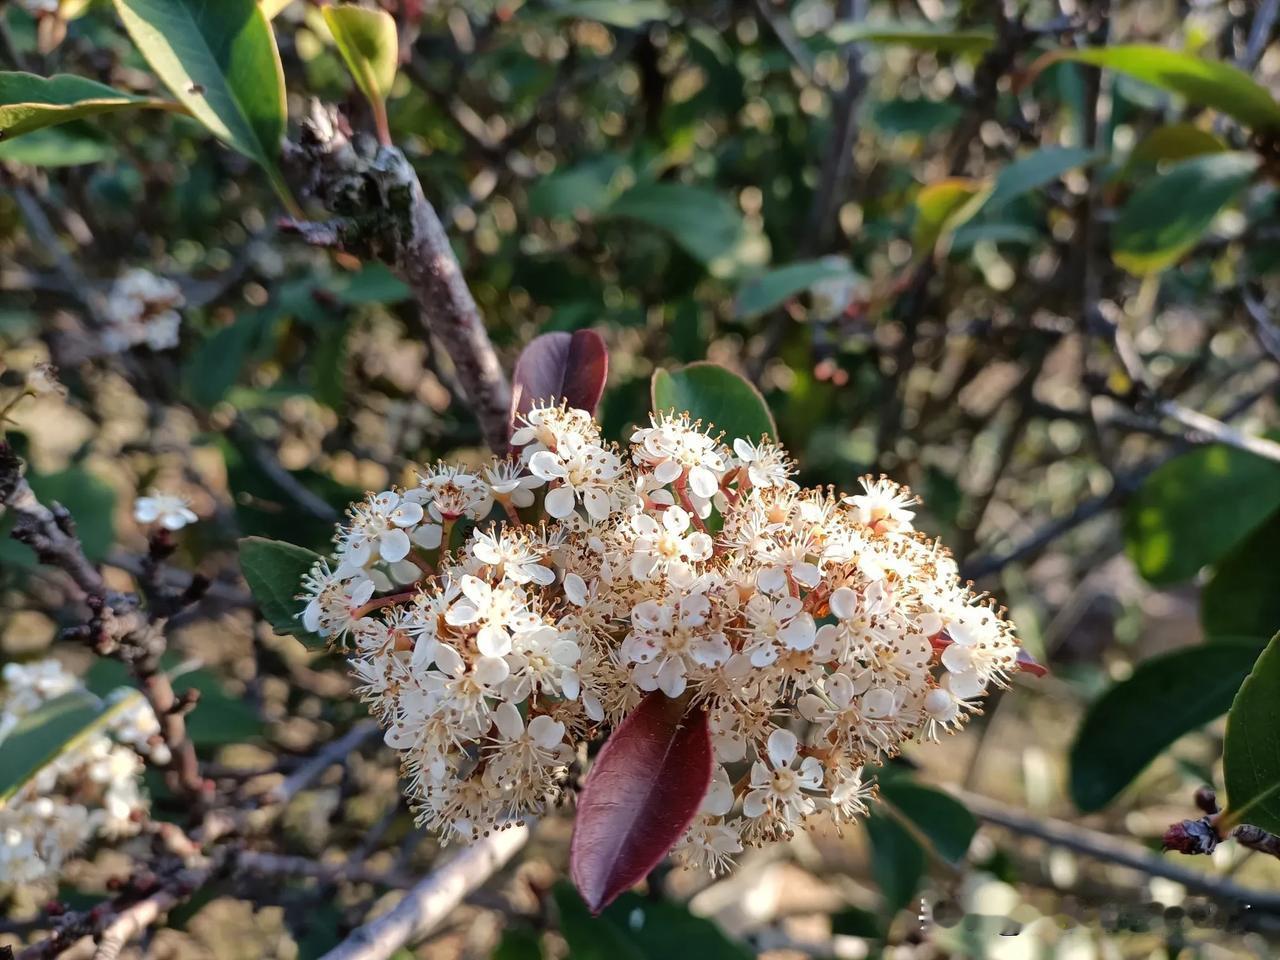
[0,121,110,165]
[1112,152,1258,275]
[570,693,712,914]
[112,0,289,190]
[1028,46,1280,131]
[1118,123,1227,180]
[322,4,397,142]
[1224,632,1280,833]
[651,362,776,442]
[913,177,990,253]
[0,71,178,140]
[1070,641,1265,812]
[1124,442,1280,584]
[541,1,671,28]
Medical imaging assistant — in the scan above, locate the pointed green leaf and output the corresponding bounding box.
[651,362,776,442]
[1112,151,1258,275]
[0,689,142,804]
[1069,641,1265,812]
[982,146,1097,212]
[1036,46,1280,131]
[913,177,990,252]
[543,1,671,28]
[0,71,179,140]
[734,258,859,320]
[1224,632,1280,833]
[827,21,995,54]
[322,4,397,140]
[112,0,287,177]
[238,536,326,647]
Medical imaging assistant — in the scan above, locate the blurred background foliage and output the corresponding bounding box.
[3,0,1280,957]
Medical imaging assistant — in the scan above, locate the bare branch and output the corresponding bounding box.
[319,825,530,960]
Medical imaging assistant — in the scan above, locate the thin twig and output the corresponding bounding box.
[265,721,381,806]
[1240,0,1280,71]
[318,825,530,960]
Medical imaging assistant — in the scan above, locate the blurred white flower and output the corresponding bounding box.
[133,491,198,530]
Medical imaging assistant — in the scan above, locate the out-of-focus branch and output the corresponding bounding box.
[281,104,511,453]
[318,825,530,960]
[1241,0,1280,71]
[957,790,1280,914]
[264,720,380,807]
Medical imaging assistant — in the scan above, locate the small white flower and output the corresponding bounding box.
[743,729,824,824]
[133,492,198,530]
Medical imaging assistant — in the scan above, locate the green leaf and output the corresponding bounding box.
[1037,46,1280,131]
[0,689,140,803]
[734,259,857,320]
[238,536,325,647]
[913,177,990,252]
[1118,123,1226,180]
[542,1,671,28]
[1124,442,1280,585]
[1112,152,1258,275]
[553,884,749,960]
[879,780,977,863]
[603,183,743,266]
[1224,632,1280,833]
[1202,511,1280,642]
[112,0,289,188]
[869,97,962,137]
[827,20,995,54]
[492,928,544,960]
[1069,641,1265,812]
[651,362,776,442]
[865,812,925,917]
[981,146,1097,213]
[0,71,178,140]
[0,122,111,166]
[322,4,397,142]
[184,309,275,408]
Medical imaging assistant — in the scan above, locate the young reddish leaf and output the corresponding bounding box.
[510,329,608,427]
[570,692,712,914]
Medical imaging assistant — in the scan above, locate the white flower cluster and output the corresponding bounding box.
[299,403,1021,873]
[0,660,163,887]
[102,268,184,353]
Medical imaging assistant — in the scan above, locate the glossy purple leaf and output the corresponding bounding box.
[570,692,712,915]
[510,329,608,429]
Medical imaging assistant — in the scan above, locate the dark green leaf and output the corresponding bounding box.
[1069,641,1265,811]
[865,812,925,917]
[879,780,977,863]
[1037,46,1280,131]
[982,146,1096,213]
[1124,442,1280,584]
[1202,511,1280,642]
[603,183,743,266]
[542,1,671,28]
[0,71,177,139]
[492,928,543,960]
[734,259,857,320]
[869,97,962,136]
[827,21,995,54]
[553,884,749,960]
[26,466,117,563]
[1112,152,1258,274]
[112,0,289,181]
[238,536,325,646]
[651,362,776,442]
[1224,632,1280,833]
[0,689,136,802]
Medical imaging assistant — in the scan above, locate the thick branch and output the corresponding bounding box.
[319,825,530,960]
[282,106,512,452]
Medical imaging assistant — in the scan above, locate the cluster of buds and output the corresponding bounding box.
[0,660,163,887]
[298,403,1022,873]
[101,268,185,353]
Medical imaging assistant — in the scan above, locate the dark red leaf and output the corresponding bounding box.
[510,329,608,430]
[570,692,712,915]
